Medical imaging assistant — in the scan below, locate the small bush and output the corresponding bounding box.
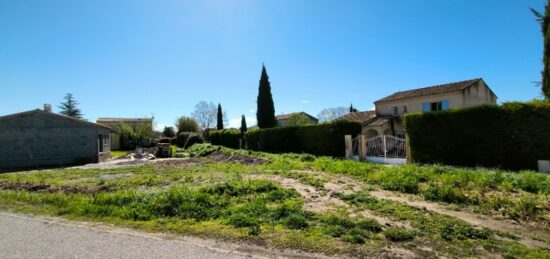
[383,227,415,241]
[282,214,309,229]
[441,222,490,241]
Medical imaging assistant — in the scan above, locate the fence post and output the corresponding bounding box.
[358,134,366,162]
[383,135,387,162]
[345,135,353,159]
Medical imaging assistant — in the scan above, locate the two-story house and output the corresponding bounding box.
[360,78,497,138]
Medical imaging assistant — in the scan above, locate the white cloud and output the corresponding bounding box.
[369,106,375,111]
[228,116,257,128]
[301,99,310,104]
[249,109,256,113]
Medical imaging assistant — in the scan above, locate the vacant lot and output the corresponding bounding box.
[0,144,549,258]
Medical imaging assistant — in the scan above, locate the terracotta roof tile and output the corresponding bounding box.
[375,78,482,103]
[336,111,376,123]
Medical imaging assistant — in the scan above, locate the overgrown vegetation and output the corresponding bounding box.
[0,144,549,258]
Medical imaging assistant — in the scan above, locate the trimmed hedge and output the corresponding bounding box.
[404,101,550,170]
[176,132,204,148]
[245,121,362,157]
[209,129,242,149]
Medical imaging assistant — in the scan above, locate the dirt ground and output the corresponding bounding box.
[250,170,550,249]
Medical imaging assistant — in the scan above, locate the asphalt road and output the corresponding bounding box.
[0,212,254,259]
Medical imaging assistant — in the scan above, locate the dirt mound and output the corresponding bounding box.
[0,181,114,194]
[206,151,267,166]
[152,158,203,168]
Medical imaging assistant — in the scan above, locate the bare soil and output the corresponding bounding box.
[369,189,550,249]
[0,181,114,194]
[152,158,204,168]
[249,174,412,229]
[206,151,268,166]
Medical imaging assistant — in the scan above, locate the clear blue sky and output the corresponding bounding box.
[0,0,546,129]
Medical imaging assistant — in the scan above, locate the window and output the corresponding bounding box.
[431,102,442,111]
[392,106,398,116]
[403,105,408,113]
[423,100,449,112]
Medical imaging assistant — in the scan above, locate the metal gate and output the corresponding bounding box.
[366,135,406,158]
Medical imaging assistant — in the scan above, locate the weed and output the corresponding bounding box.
[384,227,415,241]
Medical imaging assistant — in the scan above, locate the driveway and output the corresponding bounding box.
[0,212,254,259]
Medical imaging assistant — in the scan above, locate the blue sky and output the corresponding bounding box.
[0,0,546,129]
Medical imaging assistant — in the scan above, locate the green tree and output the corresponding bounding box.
[176,116,200,133]
[256,64,276,128]
[162,126,176,138]
[532,2,550,99]
[217,103,224,130]
[240,115,247,135]
[286,113,313,127]
[349,104,358,113]
[58,93,83,118]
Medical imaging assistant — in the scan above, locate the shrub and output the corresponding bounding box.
[158,137,172,144]
[383,227,415,241]
[175,116,200,134]
[404,102,550,170]
[245,120,362,157]
[209,129,242,149]
[440,222,490,241]
[282,214,309,229]
[176,132,203,148]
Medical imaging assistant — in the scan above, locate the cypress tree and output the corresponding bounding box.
[256,64,276,128]
[240,115,247,135]
[217,103,224,130]
[58,93,83,119]
[532,2,550,99]
[349,104,357,113]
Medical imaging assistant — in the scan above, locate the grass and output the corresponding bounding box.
[110,150,130,158]
[0,143,549,258]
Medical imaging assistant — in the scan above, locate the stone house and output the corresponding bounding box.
[0,105,112,170]
[96,118,153,150]
[339,78,497,138]
[276,112,319,127]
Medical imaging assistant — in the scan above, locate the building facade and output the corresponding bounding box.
[0,107,111,170]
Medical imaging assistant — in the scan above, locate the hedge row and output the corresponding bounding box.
[209,129,242,149]
[404,101,550,170]
[176,132,203,148]
[245,121,362,157]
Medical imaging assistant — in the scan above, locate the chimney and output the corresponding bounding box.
[44,104,52,112]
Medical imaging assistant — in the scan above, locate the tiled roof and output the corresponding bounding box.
[276,112,319,123]
[0,109,112,130]
[336,111,376,123]
[375,78,483,103]
[366,117,390,127]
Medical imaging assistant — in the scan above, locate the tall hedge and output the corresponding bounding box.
[245,121,362,157]
[209,129,242,149]
[404,102,550,170]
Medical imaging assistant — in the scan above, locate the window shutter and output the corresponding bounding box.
[422,103,430,112]
[442,100,449,110]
